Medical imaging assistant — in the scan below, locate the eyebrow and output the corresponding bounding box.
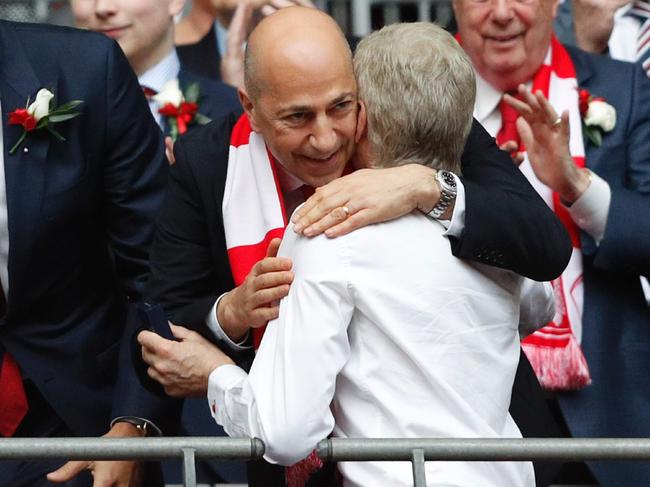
[277,92,356,116]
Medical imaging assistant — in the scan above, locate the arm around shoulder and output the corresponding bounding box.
[455,120,572,281]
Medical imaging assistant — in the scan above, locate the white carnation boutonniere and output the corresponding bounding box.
[153,80,211,142]
[8,89,83,155]
[578,88,616,147]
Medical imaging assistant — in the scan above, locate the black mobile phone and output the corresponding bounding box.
[137,302,175,340]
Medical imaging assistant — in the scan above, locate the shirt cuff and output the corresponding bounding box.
[442,174,466,237]
[566,170,611,244]
[207,364,248,422]
[206,292,252,352]
[110,416,162,437]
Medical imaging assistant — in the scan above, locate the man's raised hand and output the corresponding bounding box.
[217,238,293,341]
[505,85,590,204]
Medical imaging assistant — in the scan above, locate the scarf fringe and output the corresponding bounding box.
[286,451,324,487]
[522,335,592,391]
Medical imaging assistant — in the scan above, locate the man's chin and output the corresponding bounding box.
[302,167,346,188]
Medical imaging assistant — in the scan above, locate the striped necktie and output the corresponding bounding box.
[629,0,650,76]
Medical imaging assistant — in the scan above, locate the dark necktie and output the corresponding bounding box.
[628,1,650,77]
[496,94,521,148]
[0,283,28,437]
[301,184,315,200]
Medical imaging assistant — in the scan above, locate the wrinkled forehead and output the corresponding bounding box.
[257,39,356,102]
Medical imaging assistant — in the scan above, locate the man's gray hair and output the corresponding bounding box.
[354,22,476,172]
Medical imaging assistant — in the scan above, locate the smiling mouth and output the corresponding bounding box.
[488,34,521,43]
[98,26,129,38]
[303,150,340,165]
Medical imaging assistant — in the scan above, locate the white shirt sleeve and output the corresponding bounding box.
[566,170,611,245]
[440,174,466,237]
[207,230,355,466]
[518,280,555,339]
[205,293,251,352]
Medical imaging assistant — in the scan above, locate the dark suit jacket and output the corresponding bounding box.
[0,21,169,437]
[172,65,246,485]
[553,46,650,487]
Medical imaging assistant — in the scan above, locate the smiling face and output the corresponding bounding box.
[70,0,185,75]
[240,8,358,188]
[453,0,559,91]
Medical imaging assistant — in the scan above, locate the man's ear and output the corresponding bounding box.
[238,88,261,132]
[355,100,367,143]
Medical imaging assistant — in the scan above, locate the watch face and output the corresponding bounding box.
[441,171,456,188]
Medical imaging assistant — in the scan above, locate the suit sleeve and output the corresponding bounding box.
[101,40,167,299]
[584,63,650,277]
[454,119,572,281]
[98,40,176,427]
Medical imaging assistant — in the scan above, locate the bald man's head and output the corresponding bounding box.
[237,7,358,188]
[243,7,353,102]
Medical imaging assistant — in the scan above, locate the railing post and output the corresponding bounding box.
[411,448,427,487]
[181,447,197,487]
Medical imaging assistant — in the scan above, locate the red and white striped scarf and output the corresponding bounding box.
[223,114,287,349]
[516,37,591,390]
[223,114,324,486]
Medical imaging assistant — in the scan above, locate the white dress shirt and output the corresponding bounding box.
[138,49,181,129]
[209,211,546,486]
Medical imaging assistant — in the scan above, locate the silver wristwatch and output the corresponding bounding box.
[426,170,457,220]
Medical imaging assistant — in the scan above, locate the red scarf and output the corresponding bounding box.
[458,34,591,390]
[518,38,591,390]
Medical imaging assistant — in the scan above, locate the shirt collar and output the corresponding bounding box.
[473,71,503,125]
[138,49,181,94]
[215,21,229,59]
[275,162,306,194]
[616,2,633,19]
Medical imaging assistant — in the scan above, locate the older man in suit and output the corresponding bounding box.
[0,19,167,487]
[451,0,650,483]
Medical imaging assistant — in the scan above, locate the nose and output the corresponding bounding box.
[491,0,514,23]
[308,116,338,154]
[94,0,118,18]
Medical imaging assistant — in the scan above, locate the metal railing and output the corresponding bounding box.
[3,437,650,486]
[0,437,264,487]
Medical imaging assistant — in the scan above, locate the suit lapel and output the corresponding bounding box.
[0,22,54,299]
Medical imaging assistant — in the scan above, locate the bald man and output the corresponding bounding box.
[142,6,568,485]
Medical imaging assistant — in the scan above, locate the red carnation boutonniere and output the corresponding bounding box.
[578,89,616,147]
[8,88,83,155]
[153,80,211,142]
